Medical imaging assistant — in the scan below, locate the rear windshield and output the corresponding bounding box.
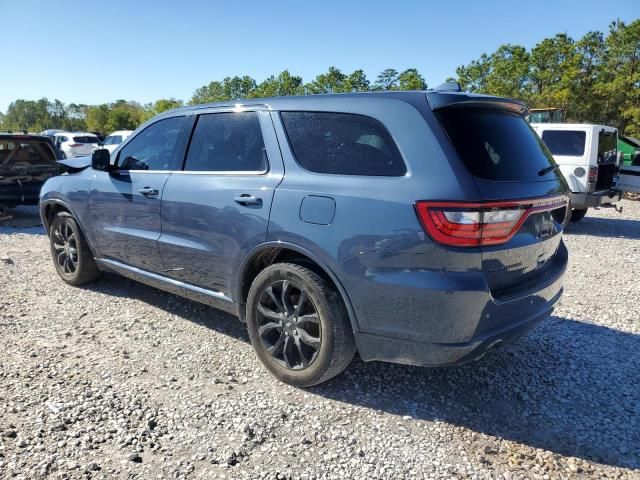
[436,109,558,181]
[0,139,57,166]
[73,136,98,144]
[541,130,586,156]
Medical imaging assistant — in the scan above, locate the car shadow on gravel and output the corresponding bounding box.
[313,316,640,470]
[0,205,45,235]
[564,216,640,239]
[83,274,639,470]
[85,273,250,341]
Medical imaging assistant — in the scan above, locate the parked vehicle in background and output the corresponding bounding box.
[615,135,640,201]
[531,123,622,221]
[101,130,134,153]
[90,132,106,144]
[53,132,100,158]
[1,133,62,209]
[40,88,571,387]
[40,129,66,140]
[527,108,563,123]
[618,135,640,166]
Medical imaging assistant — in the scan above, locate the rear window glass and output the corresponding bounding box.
[184,112,267,172]
[598,131,617,163]
[73,136,98,144]
[541,130,586,156]
[436,109,558,181]
[280,112,406,176]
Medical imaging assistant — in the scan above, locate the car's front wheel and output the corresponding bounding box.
[246,263,356,387]
[49,212,102,286]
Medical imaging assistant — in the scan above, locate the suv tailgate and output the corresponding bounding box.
[429,94,569,299]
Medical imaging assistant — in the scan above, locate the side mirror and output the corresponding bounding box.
[91,149,111,171]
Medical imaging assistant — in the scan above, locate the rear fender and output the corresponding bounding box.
[235,241,360,335]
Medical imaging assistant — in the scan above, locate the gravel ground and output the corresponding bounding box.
[0,202,639,480]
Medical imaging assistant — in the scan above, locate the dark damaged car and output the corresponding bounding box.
[0,133,63,208]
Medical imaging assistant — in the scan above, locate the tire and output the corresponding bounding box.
[570,208,588,222]
[49,212,102,286]
[246,263,356,387]
[623,191,640,201]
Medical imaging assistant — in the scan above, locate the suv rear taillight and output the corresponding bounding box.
[69,143,82,148]
[415,196,568,247]
[587,166,598,192]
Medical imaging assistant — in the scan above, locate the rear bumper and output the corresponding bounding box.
[355,296,557,366]
[570,190,621,209]
[346,242,567,367]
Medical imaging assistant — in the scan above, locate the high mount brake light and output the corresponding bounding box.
[415,196,568,247]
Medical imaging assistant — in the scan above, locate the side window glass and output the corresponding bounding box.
[184,112,267,172]
[118,116,186,171]
[280,111,406,176]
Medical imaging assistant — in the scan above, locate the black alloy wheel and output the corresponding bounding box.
[256,279,322,370]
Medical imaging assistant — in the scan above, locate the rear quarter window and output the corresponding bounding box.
[541,130,586,156]
[280,111,406,176]
[435,108,559,181]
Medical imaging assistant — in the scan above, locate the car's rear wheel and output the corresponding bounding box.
[570,208,588,222]
[49,213,101,286]
[246,263,356,387]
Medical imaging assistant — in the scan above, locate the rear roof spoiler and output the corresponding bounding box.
[426,91,529,117]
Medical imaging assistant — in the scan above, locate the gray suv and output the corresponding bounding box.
[40,87,570,386]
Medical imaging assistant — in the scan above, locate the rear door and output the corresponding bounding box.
[431,99,569,298]
[89,115,188,272]
[158,108,283,296]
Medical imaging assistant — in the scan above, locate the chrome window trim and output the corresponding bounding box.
[111,169,268,175]
[171,170,269,176]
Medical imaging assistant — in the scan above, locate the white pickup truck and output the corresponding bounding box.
[532,123,640,222]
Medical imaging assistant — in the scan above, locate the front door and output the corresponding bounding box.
[89,115,188,272]
[158,109,283,296]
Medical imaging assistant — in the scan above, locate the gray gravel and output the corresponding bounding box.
[1,202,639,479]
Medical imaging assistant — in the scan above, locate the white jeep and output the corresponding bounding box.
[531,123,627,222]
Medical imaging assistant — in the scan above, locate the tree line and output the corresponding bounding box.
[0,18,637,136]
[0,98,184,134]
[0,67,425,134]
[455,19,639,136]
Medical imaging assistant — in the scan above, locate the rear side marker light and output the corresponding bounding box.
[415,196,568,247]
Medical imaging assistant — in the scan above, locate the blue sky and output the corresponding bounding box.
[0,0,637,112]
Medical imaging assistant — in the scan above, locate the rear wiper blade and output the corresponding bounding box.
[538,164,560,176]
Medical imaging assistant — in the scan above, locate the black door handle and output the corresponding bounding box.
[138,187,159,197]
[234,194,262,206]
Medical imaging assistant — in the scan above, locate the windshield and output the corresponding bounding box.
[0,139,57,167]
[436,108,560,181]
